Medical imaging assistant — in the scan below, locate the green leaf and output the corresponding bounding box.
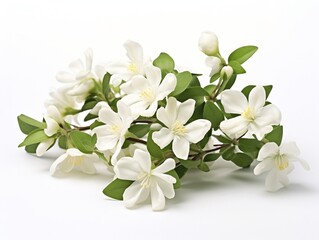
[180,159,201,169]
[228,46,258,64]
[224,74,237,90]
[90,120,104,130]
[265,125,283,145]
[18,129,49,147]
[221,146,236,160]
[228,61,246,74]
[210,72,220,83]
[176,87,209,102]
[213,135,232,144]
[189,102,205,122]
[238,138,263,153]
[25,143,39,153]
[17,114,46,134]
[203,101,224,130]
[153,52,175,75]
[204,84,217,95]
[166,170,181,189]
[231,153,254,168]
[103,179,133,200]
[170,71,193,96]
[147,131,163,159]
[203,153,220,162]
[69,131,95,154]
[58,135,68,149]
[189,75,201,87]
[198,162,210,172]
[102,73,111,97]
[81,100,98,111]
[128,124,150,138]
[242,85,273,99]
[175,165,188,179]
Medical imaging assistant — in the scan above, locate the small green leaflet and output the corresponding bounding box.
[242,85,273,99]
[203,101,224,130]
[228,46,258,64]
[69,131,96,154]
[128,124,150,138]
[103,179,133,200]
[153,52,175,75]
[265,125,283,145]
[18,129,49,147]
[18,114,46,135]
[170,71,193,96]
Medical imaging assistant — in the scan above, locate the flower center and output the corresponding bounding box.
[140,88,155,103]
[128,63,138,73]
[274,154,289,170]
[138,172,152,188]
[110,124,122,136]
[242,106,255,121]
[72,156,84,166]
[172,121,187,136]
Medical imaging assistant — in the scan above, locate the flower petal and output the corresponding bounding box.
[184,119,211,143]
[254,104,281,127]
[56,71,74,83]
[69,59,84,73]
[36,139,54,157]
[47,105,63,123]
[152,128,174,149]
[153,158,176,174]
[141,101,158,117]
[95,133,119,151]
[124,40,143,64]
[107,62,129,75]
[221,90,248,114]
[254,159,274,175]
[157,73,177,100]
[145,65,161,87]
[153,175,176,199]
[150,182,166,211]
[205,56,222,76]
[114,157,144,181]
[257,142,279,161]
[220,116,249,139]
[133,149,151,173]
[123,181,150,208]
[50,153,74,175]
[44,117,59,137]
[84,48,93,72]
[279,142,300,158]
[98,107,121,125]
[117,101,132,122]
[121,75,148,94]
[156,107,172,127]
[265,169,282,192]
[249,86,266,112]
[172,136,190,160]
[176,99,196,124]
[80,158,96,174]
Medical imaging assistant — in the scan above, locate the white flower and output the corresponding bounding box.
[198,31,219,56]
[153,97,211,160]
[107,40,151,86]
[220,86,281,140]
[50,148,97,175]
[205,56,222,77]
[114,149,176,211]
[93,101,134,164]
[254,142,310,192]
[36,105,64,157]
[120,65,177,117]
[89,101,111,116]
[220,66,233,80]
[56,49,95,98]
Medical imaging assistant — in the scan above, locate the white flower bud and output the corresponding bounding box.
[205,56,222,77]
[220,66,233,80]
[198,31,219,56]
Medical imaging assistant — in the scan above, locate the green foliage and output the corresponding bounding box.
[203,153,220,162]
[228,46,258,64]
[170,71,193,96]
[18,114,46,134]
[176,87,209,102]
[198,162,210,172]
[175,165,188,179]
[221,146,236,160]
[180,159,201,169]
[238,138,263,153]
[18,129,49,147]
[242,85,273,99]
[203,101,224,130]
[224,74,237,90]
[58,135,68,149]
[90,120,104,130]
[103,179,133,200]
[69,131,96,154]
[189,102,205,122]
[265,125,283,145]
[102,73,111,97]
[228,61,246,74]
[231,153,254,168]
[210,72,220,83]
[147,131,164,159]
[25,143,40,153]
[81,99,98,111]
[153,52,175,75]
[204,84,217,95]
[128,124,150,138]
[166,170,181,189]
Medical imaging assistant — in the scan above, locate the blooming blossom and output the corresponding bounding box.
[205,56,222,77]
[153,97,211,160]
[114,149,176,211]
[254,142,309,192]
[56,49,95,98]
[93,101,134,164]
[36,105,64,157]
[121,65,177,117]
[106,40,151,86]
[220,86,281,139]
[50,148,97,175]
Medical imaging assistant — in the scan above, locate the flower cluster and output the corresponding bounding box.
[18,32,309,211]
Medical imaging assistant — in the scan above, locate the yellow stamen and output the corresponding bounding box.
[128,63,138,73]
[275,154,289,170]
[242,106,255,121]
[172,121,187,136]
[72,156,84,166]
[140,89,155,103]
[138,173,152,188]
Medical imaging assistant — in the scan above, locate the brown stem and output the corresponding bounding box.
[126,137,147,144]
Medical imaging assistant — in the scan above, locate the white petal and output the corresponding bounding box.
[220,116,249,139]
[184,119,211,143]
[153,158,176,174]
[150,182,166,211]
[299,159,310,171]
[36,139,54,157]
[98,108,121,125]
[157,73,177,100]
[95,134,119,151]
[173,136,190,160]
[249,86,266,112]
[111,136,126,165]
[47,105,63,123]
[257,142,279,161]
[66,148,83,157]
[56,71,74,83]
[156,107,172,127]
[253,159,274,175]
[80,158,96,174]
[94,64,107,80]
[124,40,143,64]
[69,59,84,73]
[123,181,150,208]
[176,99,196,124]
[133,149,151,173]
[278,172,290,186]
[117,101,132,122]
[121,75,148,94]
[205,56,222,76]
[221,90,248,114]
[84,48,93,72]
[107,62,129,75]
[90,101,110,116]
[152,128,174,149]
[145,65,161,87]
[254,104,281,127]
[153,175,176,199]
[279,142,300,158]
[50,153,74,175]
[114,157,143,181]
[44,116,59,137]
[265,169,283,192]
[141,101,158,117]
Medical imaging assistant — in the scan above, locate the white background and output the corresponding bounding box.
[1,0,319,239]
